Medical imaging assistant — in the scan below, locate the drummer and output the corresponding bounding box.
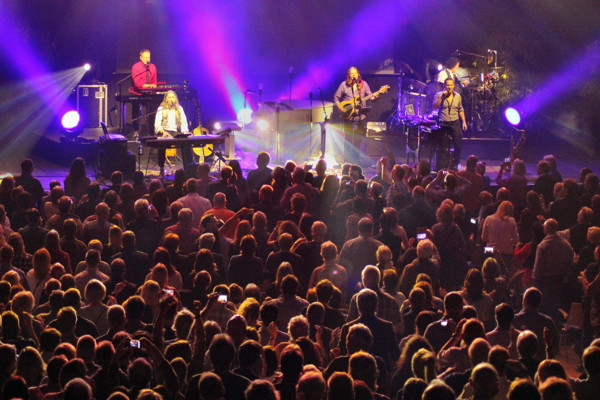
[436,57,469,93]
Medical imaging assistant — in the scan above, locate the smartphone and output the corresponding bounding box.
[440,320,448,327]
[470,218,477,224]
[484,246,494,253]
[130,340,141,348]
[504,157,511,163]
[218,294,228,304]
[417,232,427,240]
[163,289,174,296]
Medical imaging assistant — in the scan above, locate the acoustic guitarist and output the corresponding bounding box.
[333,66,379,163]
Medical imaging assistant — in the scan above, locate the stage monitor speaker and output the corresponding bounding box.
[97,134,135,178]
[77,85,108,128]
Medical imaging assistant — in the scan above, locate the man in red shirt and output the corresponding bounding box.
[131,49,158,91]
[130,49,158,135]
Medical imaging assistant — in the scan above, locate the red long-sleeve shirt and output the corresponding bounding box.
[131,60,157,90]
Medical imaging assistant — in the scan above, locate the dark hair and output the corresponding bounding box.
[523,287,542,309]
[445,57,460,69]
[280,274,299,296]
[583,345,600,376]
[495,303,514,328]
[209,334,236,369]
[315,279,334,303]
[123,296,146,320]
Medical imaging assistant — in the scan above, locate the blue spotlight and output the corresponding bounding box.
[83,63,91,71]
[504,107,521,126]
[61,110,80,130]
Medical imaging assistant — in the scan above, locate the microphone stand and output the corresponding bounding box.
[318,88,329,159]
[288,67,294,101]
[309,91,313,160]
[115,72,134,133]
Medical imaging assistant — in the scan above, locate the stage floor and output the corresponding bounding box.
[4,127,599,190]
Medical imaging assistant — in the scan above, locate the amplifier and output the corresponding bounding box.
[77,85,108,128]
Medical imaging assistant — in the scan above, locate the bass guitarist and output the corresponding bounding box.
[334,66,379,163]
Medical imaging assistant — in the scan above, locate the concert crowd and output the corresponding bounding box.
[0,152,598,400]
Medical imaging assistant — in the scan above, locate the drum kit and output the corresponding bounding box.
[388,49,505,167]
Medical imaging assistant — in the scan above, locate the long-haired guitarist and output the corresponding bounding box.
[333,66,379,163]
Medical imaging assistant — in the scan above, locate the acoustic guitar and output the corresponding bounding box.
[338,85,390,120]
[191,97,213,161]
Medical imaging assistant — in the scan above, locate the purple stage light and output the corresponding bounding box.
[515,38,600,118]
[504,107,521,126]
[61,110,80,130]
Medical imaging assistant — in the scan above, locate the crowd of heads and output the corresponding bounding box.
[0,152,597,400]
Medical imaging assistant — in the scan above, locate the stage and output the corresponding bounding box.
[6,121,597,194]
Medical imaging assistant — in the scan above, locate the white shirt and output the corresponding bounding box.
[154,106,189,134]
[437,68,456,83]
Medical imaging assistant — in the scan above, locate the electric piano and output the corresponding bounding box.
[115,87,197,104]
[140,133,227,149]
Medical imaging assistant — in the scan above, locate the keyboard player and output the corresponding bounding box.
[132,49,158,90]
[130,49,158,135]
[154,90,191,177]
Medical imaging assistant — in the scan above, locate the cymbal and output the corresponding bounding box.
[424,58,442,66]
[404,79,426,90]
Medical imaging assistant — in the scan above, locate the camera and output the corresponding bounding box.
[416,233,427,240]
[484,246,494,254]
[163,289,174,296]
[130,340,141,348]
[218,294,228,304]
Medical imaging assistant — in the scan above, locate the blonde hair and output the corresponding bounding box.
[494,200,514,220]
[159,91,182,130]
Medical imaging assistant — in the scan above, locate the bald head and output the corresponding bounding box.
[543,218,558,235]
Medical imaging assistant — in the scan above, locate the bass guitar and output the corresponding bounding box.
[338,85,390,120]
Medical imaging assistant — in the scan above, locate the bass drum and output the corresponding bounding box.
[424,81,444,115]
